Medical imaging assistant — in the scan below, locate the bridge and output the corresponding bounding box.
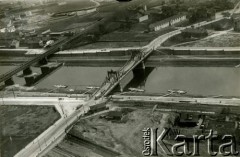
[13,27,183,157]
[92,48,152,99]
[90,17,232,98]
[13,15,234,157]
[0,32,92,87]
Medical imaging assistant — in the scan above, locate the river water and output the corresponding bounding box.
[144,67,240,97]
[0,66,239,97]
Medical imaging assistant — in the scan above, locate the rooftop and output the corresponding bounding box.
[149,14,186,28]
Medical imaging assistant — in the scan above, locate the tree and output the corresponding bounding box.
[221,107,231,115]
[161,5,176,18]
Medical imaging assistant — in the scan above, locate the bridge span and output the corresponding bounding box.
[13,16,229,157]
[0,33,90,86]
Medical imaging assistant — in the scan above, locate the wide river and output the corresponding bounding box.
[0,66,239,97]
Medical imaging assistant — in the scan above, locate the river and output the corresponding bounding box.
[0,66,239,97]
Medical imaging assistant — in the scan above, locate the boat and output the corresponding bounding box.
[168,89,187,94]
[54,85,68,88]
[128,88,145,92]
[235,64,240,68]
[167,89,175,93]
[176,90,187,94]
[86,86,100,89]
[69,89,75,92]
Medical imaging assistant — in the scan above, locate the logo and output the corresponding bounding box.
[142,128,239,156]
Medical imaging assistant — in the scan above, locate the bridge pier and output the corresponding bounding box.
[40,66,50,74]
[132,61,145,78]
[23,67,32,75]
[129,67,154,88]
[39,57,48,65]
[24,76,35,86]
[4,78,14,86]
[126,61,154,88]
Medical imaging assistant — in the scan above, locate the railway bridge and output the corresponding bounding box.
[0,33,87,87]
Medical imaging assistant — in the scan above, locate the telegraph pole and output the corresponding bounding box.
[12,88,15,98]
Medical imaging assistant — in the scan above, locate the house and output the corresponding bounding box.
[149,14,186,31]
[131,13,149,23]
[177,113,201,127]
[76,8,96,16]
[138,15,149,22]
[10,39,20,48]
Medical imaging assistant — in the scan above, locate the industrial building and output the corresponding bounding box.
[130,14,149,23]
[137,14,149,22]
[149,14,186,31]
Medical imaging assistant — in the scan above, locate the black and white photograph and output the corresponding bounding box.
[0,0,240,156]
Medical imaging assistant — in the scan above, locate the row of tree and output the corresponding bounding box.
[159,0,234,23]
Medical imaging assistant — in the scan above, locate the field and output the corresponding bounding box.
[44,0,97,14]
[46,108,177,157]
[74,41,148,49]
[0,105,60,157]
[99,32,154,42]
[178,32,240,47]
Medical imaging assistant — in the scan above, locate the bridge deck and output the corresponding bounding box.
[93,47,153,99]
[0,33,84,84]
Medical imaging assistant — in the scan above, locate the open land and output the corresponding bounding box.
[0,105,60,157]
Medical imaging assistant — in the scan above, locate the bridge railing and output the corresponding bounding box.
[91,47,153,99]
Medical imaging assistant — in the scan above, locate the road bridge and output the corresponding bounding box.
[91,18,228,98]
[13,16,230,157]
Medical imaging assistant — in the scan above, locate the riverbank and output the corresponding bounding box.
[0,55,239,67]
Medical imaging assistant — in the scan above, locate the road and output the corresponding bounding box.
[111,95,240,106]
[159,47,240,51]
[0,96,85,117]
[11,8,235,157]
[12,96,107,157]
[25,47,142,55]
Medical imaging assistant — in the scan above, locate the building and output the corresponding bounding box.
[138,15,149,22]
[100,111,124,121]
[177,113,201,127]
[10,40,20,48]
[149,14,186,31]
[76,8,97,16]
[131,14,149,23]
[234,17,240,32]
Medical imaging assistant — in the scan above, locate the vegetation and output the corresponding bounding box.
[188,0,234,23]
